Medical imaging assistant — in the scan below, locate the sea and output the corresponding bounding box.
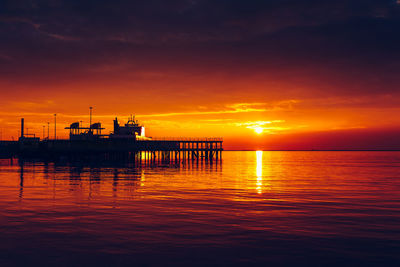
[0,151,400,266]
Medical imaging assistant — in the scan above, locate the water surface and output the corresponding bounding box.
[1,151,400,266]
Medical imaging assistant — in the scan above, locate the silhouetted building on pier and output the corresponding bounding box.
[110,116,146,139]
[1,115,223,162]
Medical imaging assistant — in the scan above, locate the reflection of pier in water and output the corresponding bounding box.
[19,161,24,200]
[15,159,222,200]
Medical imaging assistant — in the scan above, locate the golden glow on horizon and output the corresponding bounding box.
[254,127,263,134]
[238,120,288,135]
[1,97,399,150]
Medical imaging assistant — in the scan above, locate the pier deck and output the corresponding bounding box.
[9,138,223,162]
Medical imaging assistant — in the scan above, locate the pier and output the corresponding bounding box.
[24,138,224,162]
[0,115,223,163]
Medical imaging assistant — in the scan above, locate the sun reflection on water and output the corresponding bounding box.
[256,150,263,194]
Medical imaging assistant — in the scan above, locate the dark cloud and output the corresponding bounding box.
[1,0,399,42]
[0,0,400,99]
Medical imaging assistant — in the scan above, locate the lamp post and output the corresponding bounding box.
[89,107,93,133]
[54,114,57,140]
[47,122,50,139]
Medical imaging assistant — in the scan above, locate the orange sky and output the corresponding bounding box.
[1,1,400,150]
[1,78,400,150]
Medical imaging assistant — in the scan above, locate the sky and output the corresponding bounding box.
[1,0,400,150]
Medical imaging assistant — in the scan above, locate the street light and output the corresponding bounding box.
[47,122,50,139]
[89,107,93,133]
[54,114,57,140]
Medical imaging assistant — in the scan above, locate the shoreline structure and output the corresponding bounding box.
[0,113,223,162]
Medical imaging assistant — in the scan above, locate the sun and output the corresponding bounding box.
[254,127,263,134]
